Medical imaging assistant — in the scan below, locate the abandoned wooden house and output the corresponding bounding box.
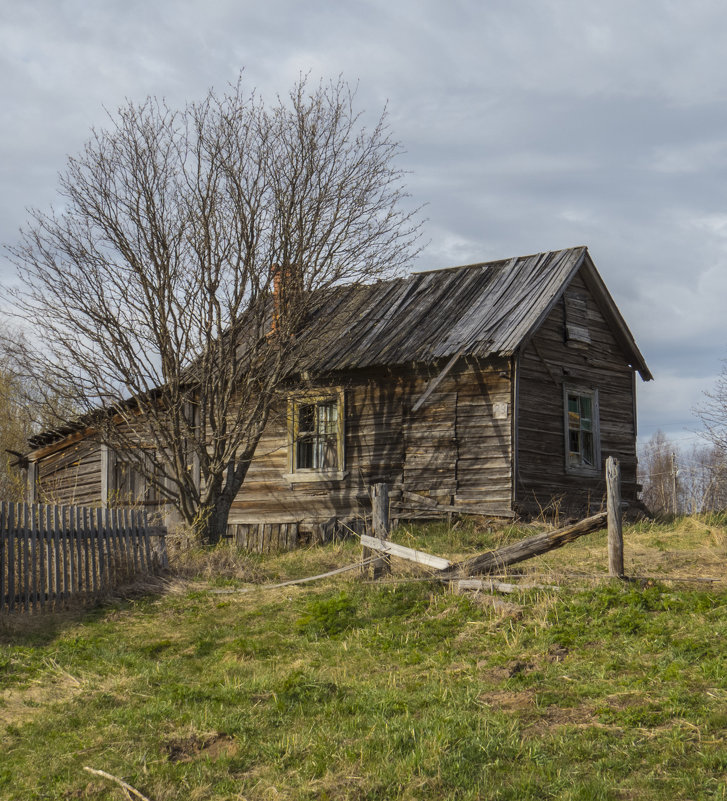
[22,246,651,545]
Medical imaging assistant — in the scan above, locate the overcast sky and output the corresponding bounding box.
[3,0,727,449]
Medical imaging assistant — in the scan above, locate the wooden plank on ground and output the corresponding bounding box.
[360,534,452,571]
[455,579,560,593]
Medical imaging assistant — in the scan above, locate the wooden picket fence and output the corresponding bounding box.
[0,502,168,613]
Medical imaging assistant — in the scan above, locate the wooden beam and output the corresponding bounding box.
[411,349,463,413]
[454,578,560,593]
[360,534,452,571]
[439,511,607,578]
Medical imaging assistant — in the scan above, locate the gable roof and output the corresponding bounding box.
[26,245,651,453]
[295,246,652,380]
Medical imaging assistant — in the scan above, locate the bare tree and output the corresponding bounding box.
[639,428,727,515]
[6,76,422,542]
[0,364,30,501]
[639,430,678,515]
[679,443,727,513]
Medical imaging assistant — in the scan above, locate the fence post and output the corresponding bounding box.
[607,456,624,578]
[371,483,390,579]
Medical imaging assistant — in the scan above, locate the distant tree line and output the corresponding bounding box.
[639,430,727,516]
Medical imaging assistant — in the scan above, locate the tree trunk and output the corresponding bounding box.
[195,444,260,545]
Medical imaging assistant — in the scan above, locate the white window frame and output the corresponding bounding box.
[564,385,600,474]
[284,389,347,483]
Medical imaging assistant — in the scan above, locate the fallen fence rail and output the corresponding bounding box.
[0,501,168,613]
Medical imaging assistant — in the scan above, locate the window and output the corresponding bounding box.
[112,452,161,505]
[287,391,346,481]
[565,388,599,471]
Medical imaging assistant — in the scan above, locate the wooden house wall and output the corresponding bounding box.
[36,439,103,507]
[454,359,512,510]
[228,360,513,527]
[516,272,638,515]
[227,368,405,526]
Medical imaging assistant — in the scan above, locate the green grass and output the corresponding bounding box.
[1,518,726,800]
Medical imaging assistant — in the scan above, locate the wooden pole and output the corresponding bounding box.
[371,483,390,579]
[439,511,608,578]
[607,456,624,578]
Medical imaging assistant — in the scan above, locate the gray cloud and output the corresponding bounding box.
[3,0,727,446]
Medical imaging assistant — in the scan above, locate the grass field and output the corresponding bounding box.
[1,516,726,800]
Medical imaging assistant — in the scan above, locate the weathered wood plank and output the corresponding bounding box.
[23,504,30,612]
[440,512,608,577]
[360,534,451,571]
[607,456,624,578]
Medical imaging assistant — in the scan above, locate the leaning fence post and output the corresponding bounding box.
[607,456,624,578]
[371,483,391,579]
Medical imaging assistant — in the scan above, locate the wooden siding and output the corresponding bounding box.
[228,360,512,526]
[36,439,103,507]
[516,271,638,515]
[455,359,512,509]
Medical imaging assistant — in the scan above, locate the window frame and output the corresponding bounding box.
[563,385,601,474]
[285,389,347,483]
[111,449,161,505]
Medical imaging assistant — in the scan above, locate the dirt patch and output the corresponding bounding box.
[1,670,83,731]
[164,731,238,763]
[478,688,598,735]
[477,689,535,711]
[477,659,535,681]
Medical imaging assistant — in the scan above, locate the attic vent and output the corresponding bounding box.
[564,291,590,348]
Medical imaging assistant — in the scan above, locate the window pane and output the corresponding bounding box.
[320,436,338,469]
[582,431,594,466]
[565,390,597,469]
[298,404,315,433]
[318,402,337,434]
[569,430,580,454]
[294,398,340,471]
[296,438,314,469]
[580,396,592,420]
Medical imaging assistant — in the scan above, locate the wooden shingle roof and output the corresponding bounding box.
[295,246,652,380]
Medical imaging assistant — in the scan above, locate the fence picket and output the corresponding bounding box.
[74,506,83,595]
[136,510,146,573]
[31,505,38,611]
[130,510,140,574]
[88,509,101,596]
[45,505,53,606]
[142,511,152,571]
[22,504,30,613]
[82,507,90,598]
[60,505,69,600]
[122,508,132,579]
[110,508,119,582]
